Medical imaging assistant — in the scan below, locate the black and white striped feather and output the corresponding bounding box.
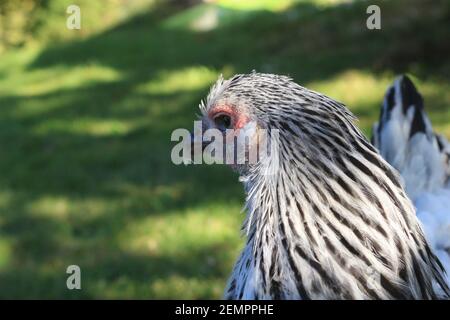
[199,72,450,299]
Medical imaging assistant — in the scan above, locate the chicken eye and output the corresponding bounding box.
[214,114,232,130]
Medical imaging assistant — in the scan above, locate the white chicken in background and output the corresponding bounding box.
[372,75,450,285]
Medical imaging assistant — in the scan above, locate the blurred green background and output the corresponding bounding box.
[0,0,449,299]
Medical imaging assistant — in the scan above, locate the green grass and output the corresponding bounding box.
[0,0,449,298]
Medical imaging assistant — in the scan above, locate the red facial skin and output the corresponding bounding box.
[208,105,254,169]
[208,105,249,130]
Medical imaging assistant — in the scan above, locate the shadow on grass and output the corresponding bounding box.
[29,0,450,80]
[0,0,449,298]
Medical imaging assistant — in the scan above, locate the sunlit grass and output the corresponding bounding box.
[0,237,12,270]
[33,118,136,137]
[0,63,121,96]
[136,67,218,94]
[217,0,350,11]
[120,204,243,255]
[307,70,450,136]
[217,0,295,11]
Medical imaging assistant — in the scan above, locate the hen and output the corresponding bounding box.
[195,72,450,299]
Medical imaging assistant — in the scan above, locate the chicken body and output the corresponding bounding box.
[372,75,450,289]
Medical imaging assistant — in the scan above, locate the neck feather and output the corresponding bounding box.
[233,129,445,299]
